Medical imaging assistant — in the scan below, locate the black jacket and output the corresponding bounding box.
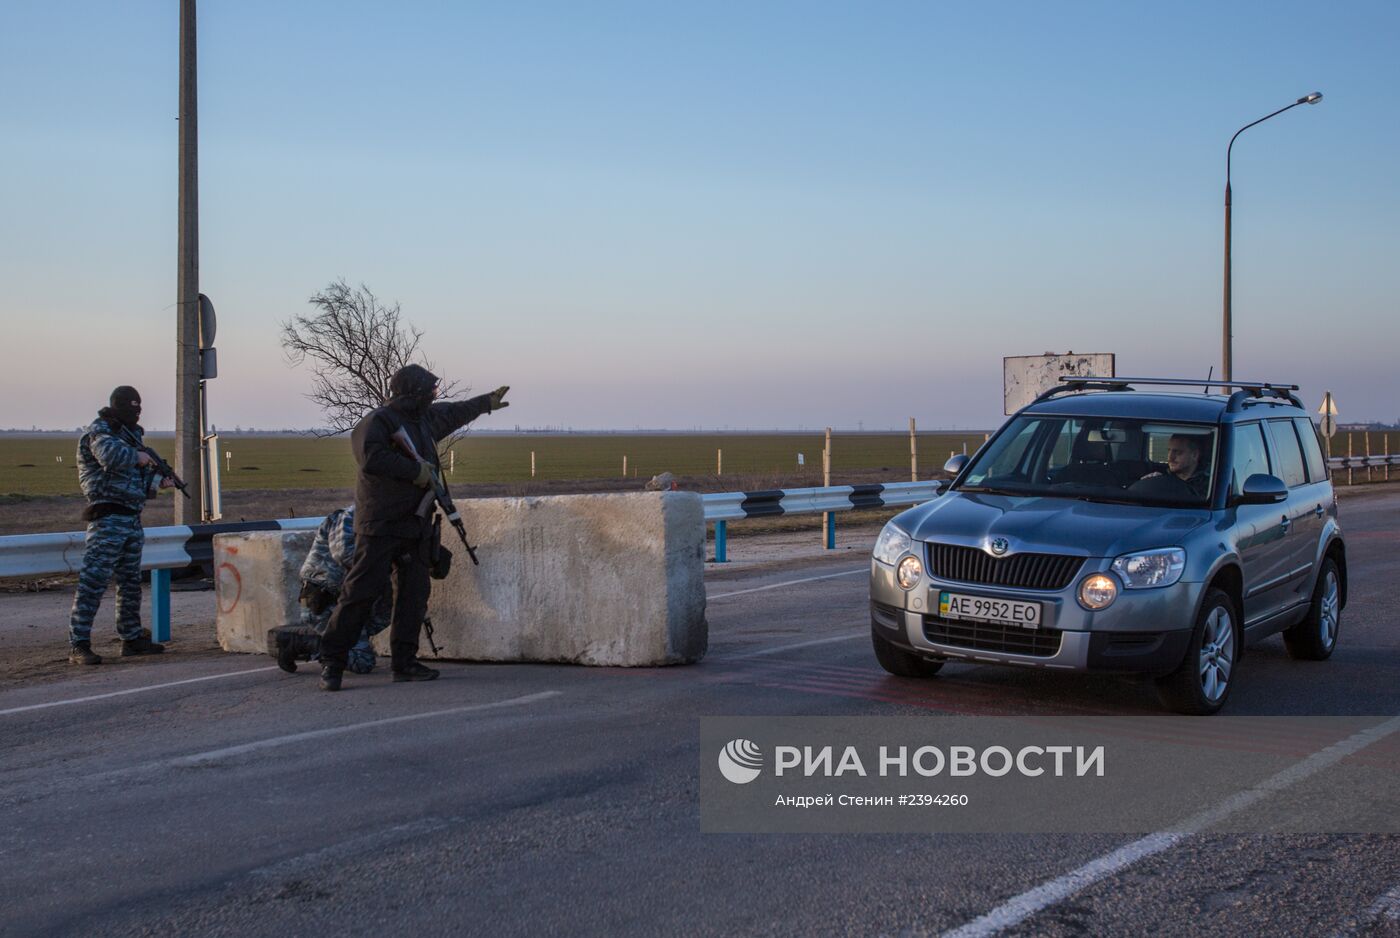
[349,393,493,536]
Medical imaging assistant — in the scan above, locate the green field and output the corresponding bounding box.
[0,432,1000,497]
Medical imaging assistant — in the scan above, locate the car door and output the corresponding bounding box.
[1263,418,1317,614]
[1228,422,1293,626]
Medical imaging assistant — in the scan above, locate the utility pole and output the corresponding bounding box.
[175,0,200,525]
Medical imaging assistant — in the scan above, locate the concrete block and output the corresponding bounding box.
[214,529,315,654]
[214,492,708,666]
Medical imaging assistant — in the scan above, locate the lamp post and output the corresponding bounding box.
[1222,92,1322,386]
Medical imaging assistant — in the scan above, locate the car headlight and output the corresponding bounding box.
[873,522,913,566]
[1078,573,1118,610]
[1111,548,1186,589]
[897,555,923,589]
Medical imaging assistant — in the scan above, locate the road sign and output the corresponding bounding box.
[198,293,216,349]
[1003,352,1115,414]
[1318,391,1338,438]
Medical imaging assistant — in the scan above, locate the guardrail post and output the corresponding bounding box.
[825,512,835,550]
[714,521,728,563]
[151,568,171,642]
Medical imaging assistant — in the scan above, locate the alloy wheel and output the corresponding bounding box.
[1198,605,1235,703]
[1319,570,1340,651]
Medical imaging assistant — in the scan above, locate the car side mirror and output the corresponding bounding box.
[944,454,969,476]
[1238,473,1287,505]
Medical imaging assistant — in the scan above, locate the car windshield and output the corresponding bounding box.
[956,415,1218,507]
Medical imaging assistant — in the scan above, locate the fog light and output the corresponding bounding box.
[1078,573,1118,610]
[897,555,922,590]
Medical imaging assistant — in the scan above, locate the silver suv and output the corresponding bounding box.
[869,378,1346,714]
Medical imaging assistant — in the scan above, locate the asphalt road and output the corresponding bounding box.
[2,491,1398,937]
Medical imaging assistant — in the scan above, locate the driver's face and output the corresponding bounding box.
[1167,438,1199,478]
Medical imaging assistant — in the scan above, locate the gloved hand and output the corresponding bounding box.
[413,462,435,489]
[489,385,510,411]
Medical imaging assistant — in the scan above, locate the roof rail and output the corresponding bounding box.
[1031,380,1132,405]
[1039,376,1303,410]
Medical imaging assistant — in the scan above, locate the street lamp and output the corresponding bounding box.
[1222,92,1322,385]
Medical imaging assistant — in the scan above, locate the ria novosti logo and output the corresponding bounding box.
[718,739,763,784]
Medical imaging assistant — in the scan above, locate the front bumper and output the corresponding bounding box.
[870,557,1199,674]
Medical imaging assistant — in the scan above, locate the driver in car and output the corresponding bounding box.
[1140,434,1209,496]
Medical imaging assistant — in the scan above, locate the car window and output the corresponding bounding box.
[1293,417,1329,482]
[957,414,1215,506]
[1045,419,1084,474]
[1266,419,1308,488]
[1230,423,1270,498]
[967,418,1039,483]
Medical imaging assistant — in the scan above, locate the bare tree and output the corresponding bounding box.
[282,280,462,437]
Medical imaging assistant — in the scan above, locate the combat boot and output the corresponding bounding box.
[121,635,165,656]
[266,626,321,674]
[392,661,440,683]
[319,663,343,692]
[69,641,102,666]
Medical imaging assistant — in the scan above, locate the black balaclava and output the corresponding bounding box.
[106,386,142,428]
[387,365,438,419]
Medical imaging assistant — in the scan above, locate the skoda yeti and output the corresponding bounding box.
[869,378,1346,714]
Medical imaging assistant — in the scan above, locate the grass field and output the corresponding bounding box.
[0,432,999,497]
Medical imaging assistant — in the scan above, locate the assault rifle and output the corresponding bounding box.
[117,426,192,499]
[390,427,480,565]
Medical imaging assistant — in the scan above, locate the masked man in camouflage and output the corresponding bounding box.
[266,505,390,674]
[68,387,174,665]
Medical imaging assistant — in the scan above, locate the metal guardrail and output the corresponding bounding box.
[1329,454,1400,470]
[701,481,945,562]
[0,518,321,641]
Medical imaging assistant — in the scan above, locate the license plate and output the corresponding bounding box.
[938,591,1042,629]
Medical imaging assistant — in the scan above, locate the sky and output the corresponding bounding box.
[2,0,1398,431]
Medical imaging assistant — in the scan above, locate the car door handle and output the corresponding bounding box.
[1280,515,1292,533]
[1313,504,1325,518]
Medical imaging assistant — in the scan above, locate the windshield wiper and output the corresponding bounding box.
[958,485,1026,497]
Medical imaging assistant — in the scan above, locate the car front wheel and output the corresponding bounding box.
[1155,588,1236,715]
[872,628,944,678]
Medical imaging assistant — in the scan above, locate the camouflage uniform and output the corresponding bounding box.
[300,507,391,674]
[69,415,161,645]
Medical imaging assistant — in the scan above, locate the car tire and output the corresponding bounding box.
[1154,588,1237,715]
[871,628,944,678]
[1283,557,1341,661]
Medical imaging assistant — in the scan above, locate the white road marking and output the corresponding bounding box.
[942,714,1400,938]
[136,690,562,772]
[708,567,866,600]
[725,633,866,660]
[0,666,280,717]
[249,816,457,880]
[1331,882,1400,937]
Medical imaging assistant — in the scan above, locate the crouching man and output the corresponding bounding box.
[68,387,174,665]
[267,505,390,675]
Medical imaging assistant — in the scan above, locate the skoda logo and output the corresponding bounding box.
[989,537,1010,556]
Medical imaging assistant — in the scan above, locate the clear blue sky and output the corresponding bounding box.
[3,0,1397,430]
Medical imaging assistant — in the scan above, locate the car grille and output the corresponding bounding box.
[922,614,1064,658]
[926,543,1084,591]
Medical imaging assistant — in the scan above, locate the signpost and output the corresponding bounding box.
[1318,391,1338,440]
